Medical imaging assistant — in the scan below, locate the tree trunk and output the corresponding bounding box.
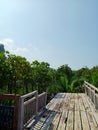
[24,80,28,93]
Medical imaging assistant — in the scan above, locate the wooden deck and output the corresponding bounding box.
[30,93,98,130]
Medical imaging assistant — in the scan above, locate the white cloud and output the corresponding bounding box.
[14,47,29,53]
[13,47,29,58]
[0,38,15,52]
[0,39,14,47]
[0,38,29,55]
[1,38,14,45]
[0,38,41,62]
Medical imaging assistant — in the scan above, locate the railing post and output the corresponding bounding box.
[84,84,87,95]
[35,91,38,116]
[95,93,98,110]
[18,91,38,130]
[18,97,24,130]
[45,92,47,106]
[13,95,20,130]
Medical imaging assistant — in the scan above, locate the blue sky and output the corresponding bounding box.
[0,0,98,70]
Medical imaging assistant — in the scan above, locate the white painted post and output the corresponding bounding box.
[18,97,24,130]
[84,84,87,95]
[35,91,38,116]
[95,93,98,110]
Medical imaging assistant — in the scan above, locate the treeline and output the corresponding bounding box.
[0,51,98,96]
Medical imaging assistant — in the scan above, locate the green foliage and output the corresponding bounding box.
[48,83,61,95]
[90,66,98,87]
[0,51,98,98]
[71,78,85,92]
[59,76,68,92]
[0,52,9,88]
[57,64,73,84]
[31,61,53,93]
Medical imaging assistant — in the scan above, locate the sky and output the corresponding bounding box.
[0,0,98,70]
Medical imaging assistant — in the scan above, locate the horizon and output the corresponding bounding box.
[0,44,97,71]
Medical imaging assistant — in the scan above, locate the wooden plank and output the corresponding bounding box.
[41,111,58,130]
[46,98,60,111]
[64,93,74,111]
[49,112,61,130]
[47,93,66,111]
[57,111,68,130]
[84,94,98,128]
[46,98,56,109]
[57,93,69,129]
[80,111,90,130]
[74,93,79,111]
[0,94,19,100]
[74,94,82,130]
[65,93,75,130]
[33,110,52,130]
[28,93,98,130]
[78,94,85,111]
[33,92,65,130]
[74,110,81,130]
[66,110,73,130]
[69,93,75,111]
[82,94,98,130]
[78,94,90,130]
[40,94,65,130]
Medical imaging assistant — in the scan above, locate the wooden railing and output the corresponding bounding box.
[0,94,20,130]
[84,81,98,110]
[38,92,47,111]
[18,91,47,130]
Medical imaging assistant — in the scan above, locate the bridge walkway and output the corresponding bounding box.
[31,93,98,130]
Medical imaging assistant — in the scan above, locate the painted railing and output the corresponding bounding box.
[0,105,14,130]
[0,94,20,130]
[84,81,98,110]
[18,91,47,130]
[38,92,47,111]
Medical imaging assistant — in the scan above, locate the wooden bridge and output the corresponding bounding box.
[0,81,98,130]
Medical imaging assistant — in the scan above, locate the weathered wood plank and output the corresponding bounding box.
[57,93,69,130]
[50,112,61,130]
[74,94,82,130]
[57,111,68,130]
[82,94,98,130]
[74,110,81,130]
[78,94,90,130]
[66,93,75,130]
[66,110,73,130]
[84,94,98,128]
[28,93,98,130]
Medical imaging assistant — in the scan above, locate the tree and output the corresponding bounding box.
[0,52,10,93]
[57,64,73,84]
[90,66,98,87]
[6,53,31,94]
[70,78,85,92]
[56,64,72,92]
[31,61,52,93]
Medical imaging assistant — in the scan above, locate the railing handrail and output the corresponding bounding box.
[18,91,47,130]
[84,81,98,92]
[18,91,38,130]
[21,90,37,99]
[84,81,98,111]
